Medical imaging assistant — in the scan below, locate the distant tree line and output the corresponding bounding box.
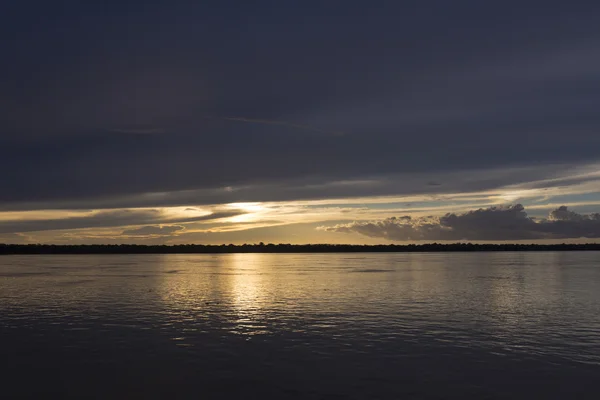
[1,242,600,255]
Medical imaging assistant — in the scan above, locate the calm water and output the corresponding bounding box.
[1,252,600,399]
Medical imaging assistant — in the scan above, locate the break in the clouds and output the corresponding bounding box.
[321,205,600,241]
[2,1,600,243]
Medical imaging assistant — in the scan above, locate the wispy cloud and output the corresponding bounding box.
[109,126,166,135]
[0,209,243,234]
[0,233,31,244]
[122,225,185,237]
[203,115,343,136]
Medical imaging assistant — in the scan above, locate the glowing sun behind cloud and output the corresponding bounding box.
[226,203,267,223]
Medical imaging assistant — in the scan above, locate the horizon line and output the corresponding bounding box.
[2,242,600,255]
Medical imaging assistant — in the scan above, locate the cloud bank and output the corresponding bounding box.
[320,205,600,241]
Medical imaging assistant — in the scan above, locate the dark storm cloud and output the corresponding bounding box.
[321,205,600,241]
[2,1,600,208]
[0,211,241,234]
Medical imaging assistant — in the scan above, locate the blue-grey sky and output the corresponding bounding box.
[2,0,600,243]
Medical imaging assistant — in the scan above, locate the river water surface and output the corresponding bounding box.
[1,252,600,399]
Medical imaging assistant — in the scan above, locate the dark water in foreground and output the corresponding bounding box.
[1,252,600,399]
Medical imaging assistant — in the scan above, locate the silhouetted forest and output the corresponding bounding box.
[2,243,600,254]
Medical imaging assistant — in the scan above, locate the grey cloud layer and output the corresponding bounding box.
[0,210,241,234]
[2,1,600,209]
[322,205,600,241]
[1,163,594,212]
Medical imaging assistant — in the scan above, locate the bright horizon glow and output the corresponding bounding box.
[1,165,600,244]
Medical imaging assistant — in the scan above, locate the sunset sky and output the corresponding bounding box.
[2,0,600,244]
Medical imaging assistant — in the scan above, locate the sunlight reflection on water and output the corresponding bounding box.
[2,252,600,399]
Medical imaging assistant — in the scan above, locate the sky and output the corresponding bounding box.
[2,0,600,245]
